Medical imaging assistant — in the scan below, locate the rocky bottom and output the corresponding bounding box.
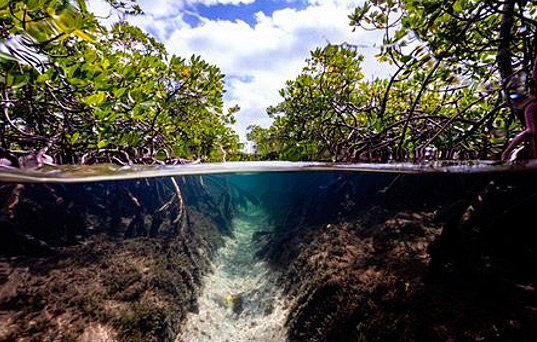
[266,205,537,342]
[3,189,537,342]
[0,209,222,342]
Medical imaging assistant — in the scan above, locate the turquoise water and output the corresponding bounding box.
[177,206,288,342]
[2,161,537,341]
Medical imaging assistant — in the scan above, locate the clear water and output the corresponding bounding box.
[2,161,537,342]
[177,207,288,342]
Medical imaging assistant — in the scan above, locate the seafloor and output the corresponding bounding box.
[1,169,537,341]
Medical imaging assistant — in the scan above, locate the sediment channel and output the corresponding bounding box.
[176,206,288,342]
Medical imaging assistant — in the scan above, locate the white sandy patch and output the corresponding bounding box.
[176,208,288,342]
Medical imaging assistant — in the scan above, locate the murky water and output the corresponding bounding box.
[2,161,537,342]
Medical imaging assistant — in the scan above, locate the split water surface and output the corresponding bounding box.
[1,161,537,341]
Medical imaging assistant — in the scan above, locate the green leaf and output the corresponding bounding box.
[453,0,463,13]
[27,0,41,11]
[84,92,106,106]
[154,148,168,161]
[113,88,127,98]
[0,51,18,62]
[7,72,29,89]
[84,50,97,63]
[77,0,88,13]
[37,73,49,83]
[69,132,80,145]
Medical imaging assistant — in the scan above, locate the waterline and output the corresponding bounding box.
[0,160,523,184]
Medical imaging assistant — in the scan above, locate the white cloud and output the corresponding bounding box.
[135,0,184,16]
[87,0,116,22]
[161,4,389,141]
[88,0,391,142]
[129,13,189,38]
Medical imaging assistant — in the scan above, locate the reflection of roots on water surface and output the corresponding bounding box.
[176,209,289,342]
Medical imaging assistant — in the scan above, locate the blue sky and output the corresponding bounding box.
[190,1,308,27]
[88,0,390,143]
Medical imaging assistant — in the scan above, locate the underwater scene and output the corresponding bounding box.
[1,162,537,342]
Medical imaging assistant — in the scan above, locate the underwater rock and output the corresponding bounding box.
[78,323,118,342]
[231,293,245,315]
[0,230,220,342]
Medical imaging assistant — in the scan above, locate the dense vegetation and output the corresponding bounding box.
[248,0,537,162]
[2,0,537,165]
[0,0,244,167]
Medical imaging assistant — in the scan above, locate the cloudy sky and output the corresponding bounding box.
[88,0,390,142]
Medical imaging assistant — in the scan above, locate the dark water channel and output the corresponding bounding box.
[1,162,537,341]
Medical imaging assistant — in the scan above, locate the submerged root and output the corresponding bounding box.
[0,175,234,342]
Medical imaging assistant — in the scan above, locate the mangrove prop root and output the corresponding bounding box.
[502,102,537,160]
[428,179,497,279]
[502,55,537,161]
[170,177,185,226]
[1,184,24,219]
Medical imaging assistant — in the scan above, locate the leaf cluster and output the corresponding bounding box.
[250,0,537,162]
[0,0,242,166]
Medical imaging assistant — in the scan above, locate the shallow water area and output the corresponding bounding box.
[176,207,288,342]
[2,160,537,342]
